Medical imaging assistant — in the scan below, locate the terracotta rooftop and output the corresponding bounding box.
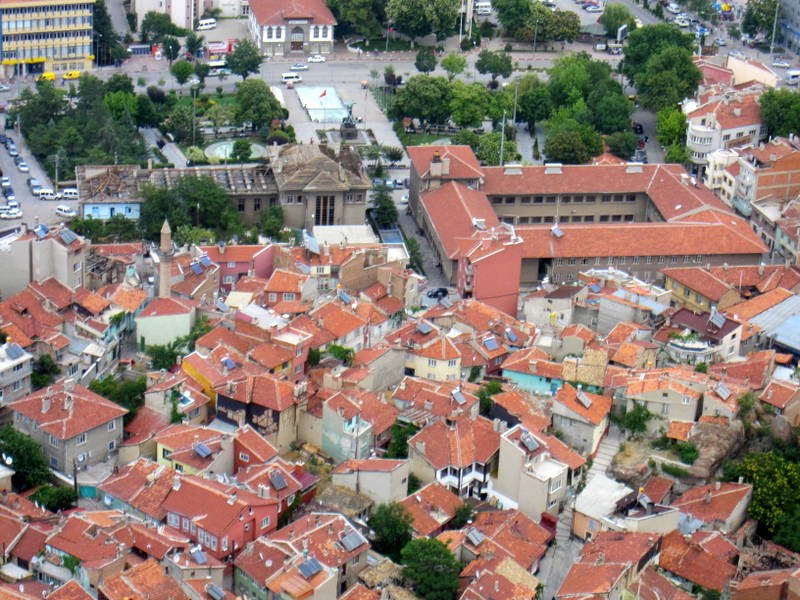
[46,581,94,600]
[630,565,694,600]
[659,530,737,592]
[137,296,196,318]
[268,512,369,570]
[554,384,611,426]
[10,383,127,440]
[666,421,694,442]
[199,244,268,264]
[331,458,407,474]
[216,373,296,412]
[723,287,794,321]
[687,92,762,130]
[557,562,628,598]
[641,476,673,505]
[99,558,188,600]
[663,267,735,302]
[759,379,800,410]
[408,416,500,470]
[671,482,752,527]
[580,531,660,566]
[471,509,552,571]
[97,458,176,521]
[408,145,484,181]
[399,482,462,536]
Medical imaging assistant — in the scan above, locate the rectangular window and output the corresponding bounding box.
[549,479,562,493]
[238,199,245,212]
[261,516,271,529]
[76,433,87,445]
[223,275,236,284]
[427,359,436,367]
[49,456,58,468]
[447,359,457,367]
[268,293,277,302]
[253,198,261,211]
[239,452,250,462]
[49,435,59,447]
[661,403,669,416]
[182,517,190,531]
[167,513,179,527]
[107,420,116,431]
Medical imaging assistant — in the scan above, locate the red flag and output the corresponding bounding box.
[319,89,327,98]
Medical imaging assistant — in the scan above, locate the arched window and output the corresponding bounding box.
[313,26,319,38]
[321,25,328,38]
[266,26,272,39]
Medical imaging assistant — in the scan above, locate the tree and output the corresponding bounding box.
[373,187,399,227]
[545,9,581,42]
[369,503,413,560]
[401,538,461,600]
[261,205,285,239]
[387,0,459,39]
[193,62,211,83]
[163,104,195,144]
[600,3,636,38]
[477,380,503,415]
[676,442,699,465]
[441,53,466,81]
[758,89,800,137]
[327,0,386,38]
[146,341,183,370]
[405,237,425,274]
[235,78,285,131]
[517,78,552,128]
[450,81,491,128]
[31,354,61,389]
[174,225,215,245]
[665,143,689,164]
[206,102,234,134]
[94,0,126,66]
[451,503,475,528]
[0,425,51,490]
[140,11,185,43]
[185,32,205,57]
[170,60,194,85]
[415,47,437,73]
[162,36,181,64]
[742,0,779,36]
[494,0,532,36]
[476,132,519,165]
[619,402,654,434]
[389,75,453,124]
[231,139,253,162]
[634,47,701,111]
[31,485,78,512]
[606,131,638,159]
[328,345,355,365]
[386,421,418,458]
[589,88,633,134]
[226,39,262,79]
[725,452,800,533]
[105,74,135,95]
[89,376,147,422]
[475,50,513,83]
[544,126,595,164]
[622,24,694,81]
[656,106,687,147]
[774,504,800,552]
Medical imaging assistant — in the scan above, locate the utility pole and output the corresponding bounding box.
[769,0,780,57]
[499,110,506,167]
[512,80,519,125]
[533,17,541,53]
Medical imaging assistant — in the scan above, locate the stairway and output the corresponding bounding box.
[587,425,622,482]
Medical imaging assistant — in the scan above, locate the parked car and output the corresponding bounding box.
[666,2,681,12]
[633,122,644,135]
[0,177,10,188]
[714,37,727,45]
[55,204,77,218]
[6,200,19,210]
[3,188,14,201]
[584,3,603,11]
[290,63,309,71]
[773,59,791,68]
[7,146,18,157]
[426,287,449,299]
[0,85,9,93]
[16,161,29,173]
[307,54,326,63]
[0,208,22,219]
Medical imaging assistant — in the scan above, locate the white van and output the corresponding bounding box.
[475,1,492,14]
[60,188,79,200]
[38,188,59,200]
[786,69,800,86]
[281,72,303,84]
[196,18,217,31]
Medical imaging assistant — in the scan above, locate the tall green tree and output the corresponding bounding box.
[494,0,533,36]
[600,3,636,38]
[327,0,386,38]
[226,39,263,79]
[94,0,126,65]
[31,354,61,390]
[742,0,779,36]
[373,188,399,227]
[170,60,194,85]
[476,132,519,165]
[588,87,633,134]
[141,11,186,43]
[545,9,581,42]
[162,36,181,64]
[368,503,413,560]
[441,53,467,81]
[235,78,286,131]
[516,76,552,128]
[261,205,285,239]
[450,81,492,128]
[622,24,694,81]
[0,425,51,490]
[163,104,195,144]
[656,106,688,147]
[634,47,701,110]
[758,89,800,137]
[606,131,638,159]
[231,139,253,162]
[89,376,147,423]
[415,47,437,73]
[387,0,459,39]
[545,128,592,164]
[185,32,205,57]
[401,539,461,600]
[389,75,453,124]
[475,49,513,83]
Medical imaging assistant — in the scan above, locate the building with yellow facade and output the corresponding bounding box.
[0,0,94,78]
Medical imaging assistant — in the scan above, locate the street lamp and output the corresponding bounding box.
[93,31,104,67]
[191,84,199,147]
[532,17,541,53]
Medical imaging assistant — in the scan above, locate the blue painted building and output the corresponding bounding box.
[502,348,565,395]
[81,201,141,220]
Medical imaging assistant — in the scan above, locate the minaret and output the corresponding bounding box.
[158,219,173,298]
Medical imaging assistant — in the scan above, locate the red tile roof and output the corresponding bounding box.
[632,565,694,600]
[671,482,752,526]
[107,284,149,313]
[98,458,176,520]
[554,384,611,426]
[233,538,291,586]
[491,390,551,432]
[234,425,279,463]
[122,406,170,447]
[399,482,462,536]
[471,509,552,571]
[331,459,407,474]
[28,278,74,311]
[46,581,94,600]
[309,300,366,339]
[663,267,737,302]
[10,525,47,563]
[249,0,335,25]
[408,145,484,181]
[99,558,188,600]
[268,513,369,570]
[687,93,762,130]
[659,530,737,592]
[326,390,398,437]
[216,373,296,411]
[46,513,125,564]
[392,377,479,422]
[265,269,306,294]
[420,182,500,260]
[137,296,196,318]
[709,350,776,390]
[409,416,500,470]
[10,383,127,440]
[580,531,660,566]
[199,244,268,264]
[666,421,694,442]
[73,288,111,315]
[557,562,628,598]
[760,379,800,409]
[723,287,795,321]
[413,336,461,361]
[501,347,562,379]
[641,476,673,505]
[340,584,380,600]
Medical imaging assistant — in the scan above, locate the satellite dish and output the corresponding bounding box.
[2,453,12,466]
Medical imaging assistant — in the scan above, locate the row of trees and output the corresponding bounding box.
[327,0,460,41]
[758,88,800,138]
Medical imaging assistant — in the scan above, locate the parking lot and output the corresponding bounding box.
[0,116,79,227]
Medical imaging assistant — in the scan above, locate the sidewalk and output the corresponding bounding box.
[140,127,188,168]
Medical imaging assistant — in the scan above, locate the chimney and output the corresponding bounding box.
[758,263,765,276]
[41,394,51,414]
[158,219,173,299]
[596,552,605,565]
[63,393,72,411]
[715,481,721,490]
[429,151,443,179]
[64,379,75,392]
[704,491,712,504]
[257,484,270,499]
[172,476,181,491]
[415,441,426,454]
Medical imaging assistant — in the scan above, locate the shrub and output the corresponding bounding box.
[677,442,699,465]
[662,463,690,478]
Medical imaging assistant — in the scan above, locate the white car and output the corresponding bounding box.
[290,63,309,71]
[666,2,681,13]
[307,54,326,63]
[0,85,10,93]
[188,75,201,86]
[0,209,22,219]
[773,59,791,68]
[584,4,603,11]
[0,177,10,188]
[714,37,727,46]
[16,161,29,173]
[55,204,77,218]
